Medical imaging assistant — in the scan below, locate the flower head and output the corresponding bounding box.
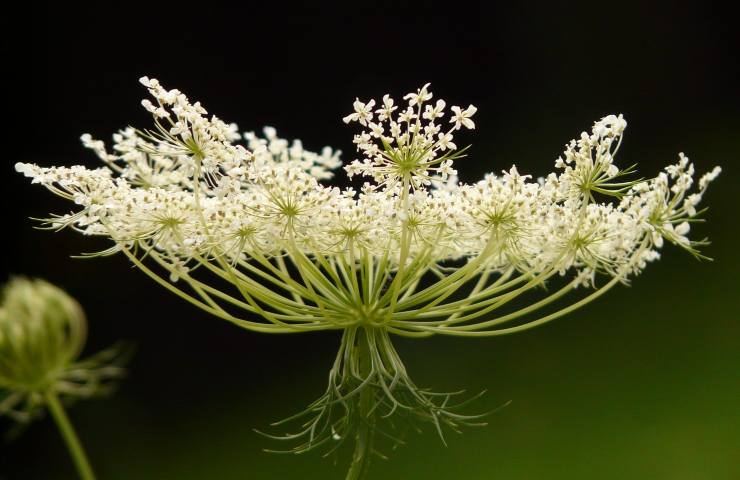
[15,78,721,465]
[343,83,475,192]
[14,77,721,335]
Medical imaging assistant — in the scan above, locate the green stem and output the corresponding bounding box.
[44,391,97,480]
[346,327,375,480]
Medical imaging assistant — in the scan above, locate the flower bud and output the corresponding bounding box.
[0,278,125,422]
[0,278,85,389]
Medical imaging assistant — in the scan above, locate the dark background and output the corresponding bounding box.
[3,1,739,479]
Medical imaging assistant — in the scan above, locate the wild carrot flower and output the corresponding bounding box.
[16,78,720,478]
[0,277,127,480]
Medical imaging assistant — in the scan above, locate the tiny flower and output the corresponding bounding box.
[368,122,384,138]
[403,82,433,106]
[139,76,158,88]
[342,98,376,126]
[389,121,402,138]
[422,99,446,120]
[424,123,441,137]
[593,114,627,137]
[398,106,417,123]
[375,94,397,121]
[450,105,477,129]
[437,132,456,151]
[699,166,722,190]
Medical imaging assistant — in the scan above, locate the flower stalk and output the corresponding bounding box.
[44,390,96,480]
[346,327,375,480]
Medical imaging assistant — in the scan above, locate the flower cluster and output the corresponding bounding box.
[554,113,636,202]
[15,77,721,331]
[343,83,476,191]
[16,78,720,465]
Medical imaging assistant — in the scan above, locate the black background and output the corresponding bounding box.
[3,1,739,479]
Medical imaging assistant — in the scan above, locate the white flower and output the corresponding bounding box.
[368,122,384,138]
[450,105,477,129]
[592,114,627,137]
[437,132,456,151]
[403,82,433,106]
[398,106,417,123]
[422,99,446,120]
[343,98,376,126]
[699,166,722,190]
[375,94,397,121]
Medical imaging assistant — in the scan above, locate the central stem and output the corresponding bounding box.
[345,327,376,480]
[44,390,97,480]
